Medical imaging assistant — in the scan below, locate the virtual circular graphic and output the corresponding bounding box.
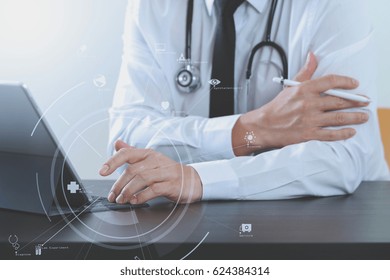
[30,82,206,257]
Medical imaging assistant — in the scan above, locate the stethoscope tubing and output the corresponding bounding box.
[178,0,288,113]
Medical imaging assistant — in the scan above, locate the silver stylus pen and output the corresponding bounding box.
[273,77,371,103]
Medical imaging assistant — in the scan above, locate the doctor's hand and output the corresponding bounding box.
[232,52,369,156]
[99,140,203,204]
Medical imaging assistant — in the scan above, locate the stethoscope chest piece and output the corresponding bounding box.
[176,64,201,93]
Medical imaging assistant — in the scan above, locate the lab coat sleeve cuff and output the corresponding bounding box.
[190,160,239,200]
[202,115,240,159]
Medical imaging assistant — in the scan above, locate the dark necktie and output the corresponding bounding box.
[209,0,245,118]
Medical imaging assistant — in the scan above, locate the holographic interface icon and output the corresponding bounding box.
[35,244,42,256]
[177,53,188,64]
[8,234,20,251]
[93,75,107,88]
[161,101,170,110]
[77,44,88,56]
[244,131,256,147]
[240,223,252,233]
[208,79,221,88]
[155,43,166,53]
[67,181,80,194]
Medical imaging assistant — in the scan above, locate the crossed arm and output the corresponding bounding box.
[100,54,370,204]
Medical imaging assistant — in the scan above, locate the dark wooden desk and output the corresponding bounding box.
[1,181,390,260]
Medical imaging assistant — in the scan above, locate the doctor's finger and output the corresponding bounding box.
[99,148,154,176]
[305,75,359,94]
[107,168,135,202]
[317,95,369,112]
[314,127,357,142]
[130,183,168,205]
[294,52,318,82]
[318,111,369,127]
[115,170,166,204]
[107,160,158,202]
[114,139,133,151]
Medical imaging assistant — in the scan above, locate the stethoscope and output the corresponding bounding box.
[176,0,288,100]
[8,234,20,250]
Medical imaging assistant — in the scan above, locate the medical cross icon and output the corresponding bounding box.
[67,181,80,194]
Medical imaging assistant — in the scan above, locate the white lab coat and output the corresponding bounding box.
[109,0,389,200]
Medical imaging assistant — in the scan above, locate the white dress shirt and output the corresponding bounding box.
[109,0,389,200]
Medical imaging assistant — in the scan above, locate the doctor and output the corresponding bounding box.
[100,0,389,204]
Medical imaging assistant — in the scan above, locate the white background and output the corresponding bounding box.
[0,0,389,179]
[2,260,390,279]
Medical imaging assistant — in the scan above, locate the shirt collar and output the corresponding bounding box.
[204,0,268,16]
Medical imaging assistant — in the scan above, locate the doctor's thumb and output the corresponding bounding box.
[294,52,318,82]
[114,139,132,151]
